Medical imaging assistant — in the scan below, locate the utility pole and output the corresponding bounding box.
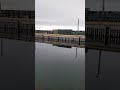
[75,18,80,59]
[0,0,1,15]
[102,0,105,14]
[77,18,79,31]
[0,0,1,10]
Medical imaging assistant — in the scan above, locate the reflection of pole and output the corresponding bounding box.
[75,47,78,59]
[97,50,102,78]
[1,38,3,56]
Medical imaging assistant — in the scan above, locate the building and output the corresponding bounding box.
[53,29,72,34]
[0,4,35,41]
[35,29,85,35]
[72,31,85,35]
[35,30,53,34]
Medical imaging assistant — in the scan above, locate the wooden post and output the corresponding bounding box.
[73,38,74,43]
[58,37,59,42]
[48,36,49,41]
[42,34,44,41]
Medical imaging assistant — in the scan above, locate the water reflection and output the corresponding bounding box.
[53,44,72,48]
[96,50,102,78]
[75,47,78,60]
[52,44,78,60]
[0,6,35,89]
[0,38,35,89]
[35,42,85,90]
[86,48,120,89]
[85,6,120,89]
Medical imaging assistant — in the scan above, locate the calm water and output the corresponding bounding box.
[35,42,85,90]
[0,38,35,89]
[0,38,120,90]
[86,49,120,90]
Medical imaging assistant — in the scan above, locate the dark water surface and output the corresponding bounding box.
[86,49,120,90]
[0,38,120,90]
[35,42,85,90]
[0,38,35,90]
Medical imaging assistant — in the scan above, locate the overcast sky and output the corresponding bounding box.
[35,0,85,31]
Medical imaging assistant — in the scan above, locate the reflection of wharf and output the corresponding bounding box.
[35,34,85,48]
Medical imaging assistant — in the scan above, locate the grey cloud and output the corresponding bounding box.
[35,0,85,29]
